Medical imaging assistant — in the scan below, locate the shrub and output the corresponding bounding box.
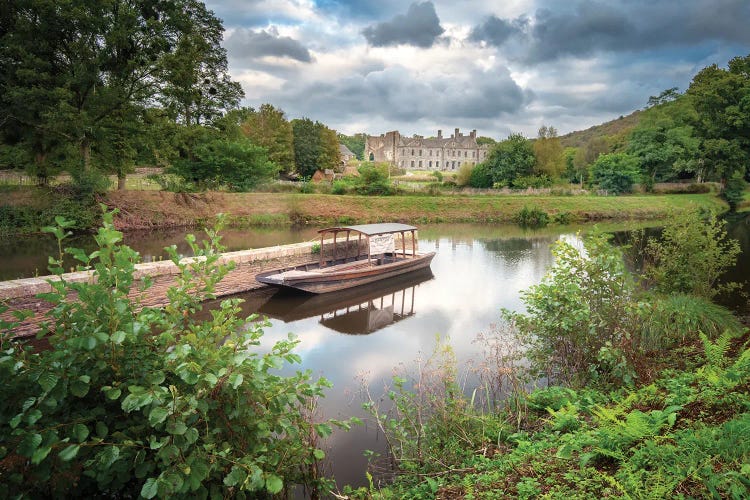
[589,153,640,195]
[0,211,349,498]
[468,162,493,188]
[644,210,741,299]
[456,163,473,187]
[354,163,393,195]
[723,170,746,212]
[505,230,638,386]
[513,206,550,228]
[552,211,573,224]
[511,174,553,189]
[169,137,279,192]
[431,170,443,182]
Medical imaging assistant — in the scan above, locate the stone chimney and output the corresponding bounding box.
[470,129,476,139]
[454,128,460,138]
[437,129,442,139]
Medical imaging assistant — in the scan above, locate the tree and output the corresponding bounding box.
[291,118,320,178]
[534,125,564,179]
[0,0,243,187]
[239,105,295,173]
[291,118,340,177]
[589,153,640,194]
[723,170,747,212]
[158,0,243,127]
[483,133,535,187]
[169,136,278,191]
[646,87,681,108]
[687,54,750,182]
[626,97,700,189]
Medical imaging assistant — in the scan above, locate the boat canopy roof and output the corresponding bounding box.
[318,223,418,237]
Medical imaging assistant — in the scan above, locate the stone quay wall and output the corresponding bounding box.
[0,239,367,338]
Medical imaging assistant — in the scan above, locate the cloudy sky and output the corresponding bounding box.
[205,0,749,139]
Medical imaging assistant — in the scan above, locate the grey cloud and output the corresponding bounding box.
[224,28,312,63]
[259,63,526,127]
[362,2,444,48]
[469,15,527,47]
[469,0,750,64]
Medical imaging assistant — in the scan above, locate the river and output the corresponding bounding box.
[1,216,748,489]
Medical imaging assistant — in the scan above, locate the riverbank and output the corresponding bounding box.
[103,191,728,231]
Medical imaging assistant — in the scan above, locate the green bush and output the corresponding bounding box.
[513,206,550,228]
[723,170,746,212]
[169,137,279,192]
[0,211,350,497]
[468,162,493,188]
[511,174,553,189]
[505,230,637,386]
[590,153,640,195]
[644,210,741,299]
[355,163,393,195]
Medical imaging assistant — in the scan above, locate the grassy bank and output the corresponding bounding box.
[102,191,728,231]
[0,186,730,233]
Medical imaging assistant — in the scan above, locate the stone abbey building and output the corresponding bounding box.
[364,128,490,171]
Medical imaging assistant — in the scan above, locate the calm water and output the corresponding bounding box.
[2,217,749,489]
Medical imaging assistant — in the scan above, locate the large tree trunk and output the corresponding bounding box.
[117,173,126,190]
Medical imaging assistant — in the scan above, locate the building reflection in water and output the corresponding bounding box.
[255,268,433,335]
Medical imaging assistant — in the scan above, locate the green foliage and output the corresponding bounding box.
[455,162,473,187]
[169,136,279,191]
[589,153,641,194]
[468,162,493,188]
[483,133,536,187]
[638,293,742,349]
[240,104,295,173]
[626,96,700,188]
[687,54,750,182]
[291,118,340,177]
[644,210,741,299]
[431,170,443,182]
[0,211,343,497]
[354,163,394,195]
[506,230,637,386]
[510,174,553,189]
[513,206,549,228]
[724,170,747,211]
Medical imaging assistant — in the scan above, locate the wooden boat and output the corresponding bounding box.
[256,223,435,294]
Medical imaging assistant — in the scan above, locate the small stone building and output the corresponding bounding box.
[364,128,490,171]
[339,144,356,165]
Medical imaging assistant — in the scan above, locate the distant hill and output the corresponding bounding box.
[559,110,643,149]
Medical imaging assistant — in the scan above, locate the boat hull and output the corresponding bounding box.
[256,252,436,294]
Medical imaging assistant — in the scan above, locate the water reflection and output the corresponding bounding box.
[256,269,433,334]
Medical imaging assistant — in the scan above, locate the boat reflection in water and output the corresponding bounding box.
[255,268,434,335]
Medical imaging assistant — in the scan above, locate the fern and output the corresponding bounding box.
[700,330,733,369]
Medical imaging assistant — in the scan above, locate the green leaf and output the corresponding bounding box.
[18,433,42,457]
[223,466,246,487]
[26,409,42,425]
[38,372,59,392]
[313,423,332,438]
[72,423,89,442]
[99,445,120,467]
[58,444,80,461]
[31,445,52,465]
[166,420,187,435]
[265,474,283,494]
[141,477,159,499]
[228,373,244,389]
[111,331,126,344]
[103,386,122,400]
[70,378,90,397]
[96,421,109,438]
[313,449,325,460]
[149,407,170,426]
